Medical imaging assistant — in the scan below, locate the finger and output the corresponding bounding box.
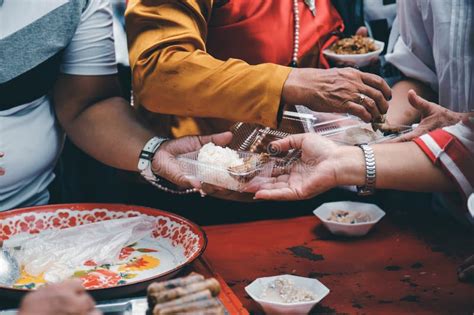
[355,26,368,37]
[361,72,392,102]
[345,102,372,122]
[61,279,85,293]
[358,94,382,121]
[0,168,4,176]
[360,84,389,115]
[0,152,4,157]
[72,293,96,313]
[407,89,433,114]
[198,132,233,148]
[88,310,103,315]
[201,183,226,195]
[268,134,307,153]
[254,187,298,200]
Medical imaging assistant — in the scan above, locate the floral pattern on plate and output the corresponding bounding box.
[0,205,206,292]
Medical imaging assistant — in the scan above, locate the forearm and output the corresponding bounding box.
[133,50,289,127]
[336,142,455,192]
[126,0,290,128]
[61,97,154,171]
[386,79,437,125]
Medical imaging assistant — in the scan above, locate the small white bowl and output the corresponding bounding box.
[323,40,385,67]
[313,201,385,237]
[245,274,329,315]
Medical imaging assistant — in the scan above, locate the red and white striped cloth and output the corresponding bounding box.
[414,120,474,218]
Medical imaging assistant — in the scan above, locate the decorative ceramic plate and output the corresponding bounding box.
[0,204,207,300]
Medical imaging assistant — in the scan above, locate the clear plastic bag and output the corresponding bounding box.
[3,216,155,283]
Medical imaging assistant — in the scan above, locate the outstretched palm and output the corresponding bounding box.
[255,134,340,200]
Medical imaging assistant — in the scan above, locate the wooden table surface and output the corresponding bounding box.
[203,213,474,314]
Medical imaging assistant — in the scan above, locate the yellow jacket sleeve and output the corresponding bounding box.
[125,0,291,128]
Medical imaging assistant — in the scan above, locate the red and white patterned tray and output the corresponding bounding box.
[0,204,207,300]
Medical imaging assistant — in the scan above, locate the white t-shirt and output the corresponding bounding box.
[0,0,117,210]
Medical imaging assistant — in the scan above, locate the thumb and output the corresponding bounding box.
[407,90,433,115]
[198,132,233,147]
[355,26,368,37]
[268,134,306,154]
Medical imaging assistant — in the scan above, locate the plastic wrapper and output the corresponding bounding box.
[178,151,274,192]
[325,124,413,145]
[3,216,155,283]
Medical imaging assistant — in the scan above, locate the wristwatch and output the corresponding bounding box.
[357,144,376,196]
[137,137,168,182]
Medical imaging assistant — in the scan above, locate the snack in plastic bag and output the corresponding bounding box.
[3,216,155,283]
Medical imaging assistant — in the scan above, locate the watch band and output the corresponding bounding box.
[357,144,376,196]
[137,137,168,181]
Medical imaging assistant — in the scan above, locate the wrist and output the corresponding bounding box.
[333,146,366,187]
[281,68,314,105]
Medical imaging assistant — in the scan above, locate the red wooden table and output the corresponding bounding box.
[202,214,474,314]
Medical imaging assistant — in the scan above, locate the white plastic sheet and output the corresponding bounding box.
[3,216,155,283]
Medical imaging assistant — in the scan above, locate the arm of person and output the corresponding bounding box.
[54,74,153,171]
[126,0,289,128]
[386,79,437,125]
[385,1,439,126]
[255,133,455,201]
[126,0,392,126]
[336,142,454,192]
[54,0,233,187]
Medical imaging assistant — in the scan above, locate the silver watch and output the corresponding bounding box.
[357,144,376,196]
[137,137,168,182]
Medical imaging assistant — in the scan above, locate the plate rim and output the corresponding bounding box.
[0,203,208,293]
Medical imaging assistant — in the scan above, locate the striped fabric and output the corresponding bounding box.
[414,126,474,218]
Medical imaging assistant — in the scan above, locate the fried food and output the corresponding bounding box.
[330,35,377,55]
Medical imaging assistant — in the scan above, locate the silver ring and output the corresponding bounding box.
[357,93,367,105]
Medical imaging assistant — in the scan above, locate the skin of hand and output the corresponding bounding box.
[254,132,454,200]
[282,67,392,123]
[254,134,364,201]
[458,254,474,282]
[152,132,233,188]
[18,280,100,315]
[392,90,466,142]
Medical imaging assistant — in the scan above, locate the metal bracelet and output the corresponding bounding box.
[357,144,376,196]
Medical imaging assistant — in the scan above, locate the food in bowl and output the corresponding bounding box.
[329,35,377,55]
[327,210,372,224]
[261,277,316,304]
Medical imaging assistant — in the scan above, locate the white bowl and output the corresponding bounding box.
[313,201,385,237]
[468,194,474,218]
[322,40,385,67]
[245,274,329,315]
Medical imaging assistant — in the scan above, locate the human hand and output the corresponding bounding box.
[18,280,99,315]
[254,134,365,200]
[391,90,465,142]
[282,67,391,123]
[152,132,233,187]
